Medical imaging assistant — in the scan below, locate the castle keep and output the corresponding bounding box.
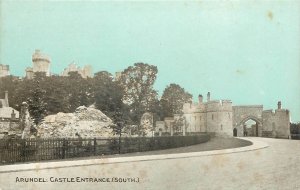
[156,92,290,138]
[26,50,51,79]
[24,50,93,79]
[0,64,10,78]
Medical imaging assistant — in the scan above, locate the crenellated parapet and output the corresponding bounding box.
[32,49,51,76]
[32,49,51,63]
[206,100,232,112]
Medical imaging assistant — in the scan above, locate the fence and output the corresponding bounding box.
[0,134,210,165]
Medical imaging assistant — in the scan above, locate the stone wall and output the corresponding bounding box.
[206,101,233,137]
[232,105,263,126]
[262,109,290,138]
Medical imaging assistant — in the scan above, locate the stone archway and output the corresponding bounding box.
[236,116,262,137]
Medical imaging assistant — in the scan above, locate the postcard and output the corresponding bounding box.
[0,1,299,189]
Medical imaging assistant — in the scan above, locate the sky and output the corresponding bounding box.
[0,0,299,122]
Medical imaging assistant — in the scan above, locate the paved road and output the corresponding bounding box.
[0,137,299,190]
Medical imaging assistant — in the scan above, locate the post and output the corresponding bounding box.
[138,137,141,152]
[93,138,96,156]
[62,138,66,159]
[21,139,26,162]
[4,91,8,107]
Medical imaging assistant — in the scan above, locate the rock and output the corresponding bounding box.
[36,106,115,139]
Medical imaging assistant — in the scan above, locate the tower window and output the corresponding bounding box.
[212,114,214,120]
[221,124,223,130]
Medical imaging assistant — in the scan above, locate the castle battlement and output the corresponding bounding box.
[0,64,10,77]
[206,100,232,112]
[233,105,263,108]
[61,62,93,78]
[32,49,51,63]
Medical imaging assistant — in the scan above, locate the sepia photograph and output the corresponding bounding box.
[0,0,299,189]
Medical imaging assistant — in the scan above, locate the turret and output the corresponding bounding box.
[277,101,282,110]
[207,92,211,102]
[198,94,203,104]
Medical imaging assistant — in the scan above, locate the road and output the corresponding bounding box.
[0,137,299,190]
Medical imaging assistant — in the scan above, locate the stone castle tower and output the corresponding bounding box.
[32,49,51,76]
[61,62,93,78]
[262,101,290,138]
[183,92,233,137]
[0,64,10,78]
[25,50,51,79]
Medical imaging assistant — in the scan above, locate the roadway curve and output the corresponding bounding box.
[0,137,299,190]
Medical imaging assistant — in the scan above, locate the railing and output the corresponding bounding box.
[0,134,210,165]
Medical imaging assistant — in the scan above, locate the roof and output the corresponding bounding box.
[0,107,19,119]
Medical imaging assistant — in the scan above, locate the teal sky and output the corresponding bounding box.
[1,0,299,122]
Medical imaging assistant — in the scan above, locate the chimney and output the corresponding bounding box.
[198,94,203,104]
[277,101,282,109]
[11,110,16,120]
[5,91,8,107]
[207,92,211,102]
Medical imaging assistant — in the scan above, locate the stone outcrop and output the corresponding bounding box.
[36,106,115,138]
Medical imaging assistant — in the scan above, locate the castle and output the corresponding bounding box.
[61,62,93,78]
[156,92,290,138]
[26,49,51,79]
[24,50,93,79]
[0,64,10,78]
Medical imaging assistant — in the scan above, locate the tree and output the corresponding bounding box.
[0,75,23,110]
[27,73,47,125]
[94,71,126,120]
[160,83,192,118]
[65,71,92,112]
[290,122,300,134]
[118,63,159,124]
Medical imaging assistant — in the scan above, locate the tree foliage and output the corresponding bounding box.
[118,63,159,124]
[290,122,300,134]
[0,63,194,131]
[160,83,192,118]
[27,72,47,125]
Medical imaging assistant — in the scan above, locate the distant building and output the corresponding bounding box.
[156,92,291,138]
[61,62,93,78]
[0,64,10,78]
[26,50,51,79]
[0,91,19,120]
[0,91,20,139]
[25,67,34,79]
[115,72,122,81]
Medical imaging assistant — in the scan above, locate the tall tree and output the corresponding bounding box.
[160,83,192,118]
[27,72,47,125]
[94,71,126,120]
[118,63,158,124]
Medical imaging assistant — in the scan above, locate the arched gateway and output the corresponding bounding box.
[232,106,263,137]
[234,116,262,137]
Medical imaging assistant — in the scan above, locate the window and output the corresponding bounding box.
[221,124,223,130]
[212,114,214,120]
